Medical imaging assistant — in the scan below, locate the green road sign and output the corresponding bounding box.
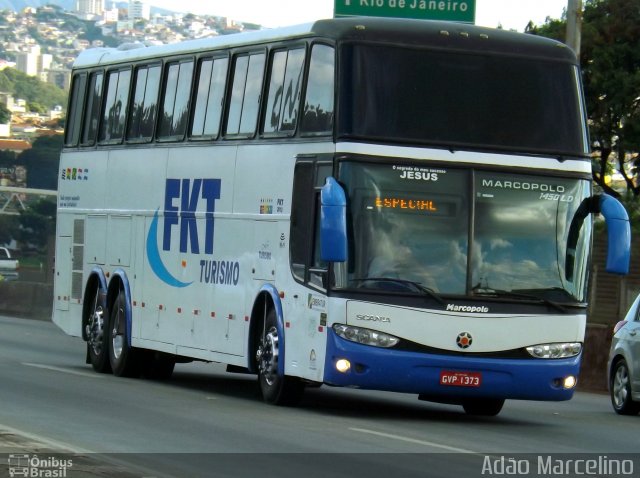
[334,0,476,23]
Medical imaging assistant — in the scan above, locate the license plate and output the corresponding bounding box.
[439,370,482,387]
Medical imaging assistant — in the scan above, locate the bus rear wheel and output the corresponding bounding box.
[256,308,304,406]
[86,286,110,373]
[108,290,140,377]
[462,398,505,416]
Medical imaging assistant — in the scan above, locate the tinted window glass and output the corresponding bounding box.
[263,51,287,134]
[99,69,131,143]
[65,73,87,147]
[226,53,265,136]
[191,57,228,138]
[81,71,104,145]
[339,162,469,295]
[340,45,587,155]
[290,162,315,281]
[239,53,265,135]
[159,60,194,140]
[127,64,161,141]
[473,172,592,301]
[263,48,305,135]
[226,55,248,136]
[301,45,334,135]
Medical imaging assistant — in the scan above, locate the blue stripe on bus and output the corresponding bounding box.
[258,283,286,376]
[323,327,581,401]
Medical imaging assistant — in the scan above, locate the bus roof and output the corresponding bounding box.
[73,17,576,69]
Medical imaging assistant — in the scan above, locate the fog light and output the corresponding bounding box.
[563,375,577,389]
[335,359,351,373]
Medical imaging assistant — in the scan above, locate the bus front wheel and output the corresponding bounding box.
[256,308,304,405]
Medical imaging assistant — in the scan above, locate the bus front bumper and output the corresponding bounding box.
[323,328,581,401]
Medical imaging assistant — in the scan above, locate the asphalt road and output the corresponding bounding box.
[0,315,639,478]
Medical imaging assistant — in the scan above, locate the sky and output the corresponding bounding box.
[145,0,568,31]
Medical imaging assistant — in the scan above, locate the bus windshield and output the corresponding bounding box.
[337,161,592,303]
[339,44,588,156]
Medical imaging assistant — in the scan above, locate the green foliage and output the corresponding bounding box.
[0,68,67,110]
[582,0,640,198]
[19,198,56,249]
[0,215,19,246]
[531,0,640,200]
[0,102,10,124]
[27,102,47,114]
[17,134,62,190]
[0,150,17,168]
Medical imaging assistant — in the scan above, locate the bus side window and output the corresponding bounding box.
[64,72,87,147]
[291,161,332,289]
[226,52,266,137]
[191,56,228,139]
[309,163,333,287]
[127,64,161,142]
[81,71,104,146]
[301,44,334,135]
[158,59,194,140]
[262,47,305,136]
[290,162,315,282]
[99,68,131,144]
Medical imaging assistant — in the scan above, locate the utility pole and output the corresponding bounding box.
[566,0,583,57]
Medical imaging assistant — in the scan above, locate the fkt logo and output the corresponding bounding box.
[147,178,221,288]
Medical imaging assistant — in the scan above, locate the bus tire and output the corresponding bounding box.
[108,290,140,377]
[256,308,304,406]
[462,398,505,416]
[610,359,640,415]
[86,286,110,373]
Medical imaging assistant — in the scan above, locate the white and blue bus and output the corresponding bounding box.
[55,18,630,415]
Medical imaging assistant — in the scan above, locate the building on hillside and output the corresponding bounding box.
[15,45,41,77]
[103,2,119,23]
[129,0,150,21]
[47,69,72,91]
[76,0,105,16]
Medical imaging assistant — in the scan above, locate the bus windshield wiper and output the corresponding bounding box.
[351,277,446,305]
[471,286,567,313]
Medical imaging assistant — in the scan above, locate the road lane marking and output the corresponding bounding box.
[0,423,175,478]
[349,427,479,454]
[0,422,93,454]
[21,363,103,379]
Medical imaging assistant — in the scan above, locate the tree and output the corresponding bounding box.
[0,103,10,124]
[529,0,640,199]
[19,198,56,251]
[0,215,19,246]
[17,134,63,190]
[27,102,47,114]
[0,68,67,110]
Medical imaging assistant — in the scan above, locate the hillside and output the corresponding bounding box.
[0,1,75,11]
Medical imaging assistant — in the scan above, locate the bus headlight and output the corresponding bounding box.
[333,324,400,348]
[526,342,582,359]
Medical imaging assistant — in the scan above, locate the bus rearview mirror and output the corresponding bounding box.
[320,177,347,263]
[598,194,631,275]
